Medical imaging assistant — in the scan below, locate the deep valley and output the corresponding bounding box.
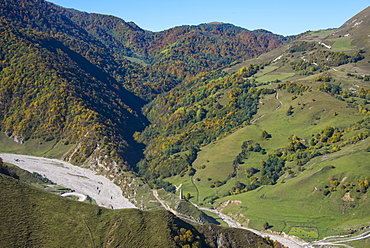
[0,0,370,247]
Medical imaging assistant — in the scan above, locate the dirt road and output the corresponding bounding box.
[196,205,307,248]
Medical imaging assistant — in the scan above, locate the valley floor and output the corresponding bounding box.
[0,153,136,209]
[3,152,369,247]
[196,205,307,248]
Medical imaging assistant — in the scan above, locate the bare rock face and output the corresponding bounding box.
[9,134,23,144]
[341,192,355,202]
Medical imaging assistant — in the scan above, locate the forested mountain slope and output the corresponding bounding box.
[59,7,290,83]
[0,0,151,172]
[0,0,289,174]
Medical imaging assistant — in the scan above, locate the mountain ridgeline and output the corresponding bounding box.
[59,7,290,82]
[0,0,289,175]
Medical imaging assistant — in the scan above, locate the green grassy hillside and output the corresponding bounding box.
[0,172,277,248]
[164,80,369,238]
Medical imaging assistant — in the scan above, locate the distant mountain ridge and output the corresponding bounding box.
[58,5,290,80]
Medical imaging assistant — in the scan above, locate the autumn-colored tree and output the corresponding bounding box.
[184,193,191,201]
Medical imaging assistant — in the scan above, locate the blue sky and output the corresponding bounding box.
[49,0,369,35]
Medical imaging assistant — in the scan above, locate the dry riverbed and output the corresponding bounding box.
[0,153,136,209]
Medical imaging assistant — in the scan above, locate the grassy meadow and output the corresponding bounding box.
[0,133,73,159]
[165,54,370,241]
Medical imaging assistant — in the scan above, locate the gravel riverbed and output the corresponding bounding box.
[0,153,136,209]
